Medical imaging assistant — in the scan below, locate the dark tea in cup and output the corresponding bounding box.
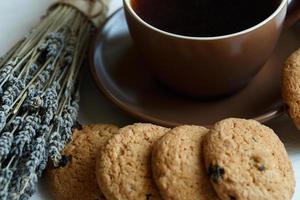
[124,0,293,96]
[131,0,281,37]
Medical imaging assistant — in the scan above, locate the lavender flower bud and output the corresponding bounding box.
[36,151,48,177]
[20,173,38,200]
[39,125,49,136]
[0,64,13,84]
[0,168,13,200]
[0,132,13,160]
[0,77,25,116]
[12,132,30,157]
[10,116,24,131]
[59,96,79,144]
[9,137,45,200]
[40,86,58,126]
[12,115,41,157]
[0,112,7,132]
[0,192,8,200]
[25,137,45,174]
[48,131,63,166]
[8,169,23,199]
[39,32,64,60]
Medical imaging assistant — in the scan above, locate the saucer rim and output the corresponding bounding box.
[88,8,285,127]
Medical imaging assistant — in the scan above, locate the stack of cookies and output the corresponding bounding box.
[47,118,295,200]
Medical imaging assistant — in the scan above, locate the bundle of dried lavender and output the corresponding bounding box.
[0,2,105,199]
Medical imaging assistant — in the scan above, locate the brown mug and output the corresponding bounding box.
[123,0,300,97]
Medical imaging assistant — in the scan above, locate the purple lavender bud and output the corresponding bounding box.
[0,132,13,159]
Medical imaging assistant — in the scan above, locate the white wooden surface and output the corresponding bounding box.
[0,0,299,199]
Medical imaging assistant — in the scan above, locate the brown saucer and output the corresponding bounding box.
[89,8,300,127]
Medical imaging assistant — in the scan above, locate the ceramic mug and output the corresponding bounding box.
[123,0,300,97]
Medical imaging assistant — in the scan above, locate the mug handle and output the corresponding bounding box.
[285,0,300,28]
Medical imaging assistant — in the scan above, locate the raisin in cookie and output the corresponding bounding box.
[47,124,119,200]
[203,118,295,200]
[282,48,300,129]
[96,123,169,200]
[152,125,219,200]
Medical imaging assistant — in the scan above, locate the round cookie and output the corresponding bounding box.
[203,118,295,200]
[282,48,300,129]
[47,124,119,200]
[151,125,219,200]
[96,123,170,200]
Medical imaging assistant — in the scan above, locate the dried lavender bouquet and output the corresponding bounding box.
[0,1,108,199]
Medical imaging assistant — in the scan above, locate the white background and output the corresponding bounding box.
[0,0,299,199]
